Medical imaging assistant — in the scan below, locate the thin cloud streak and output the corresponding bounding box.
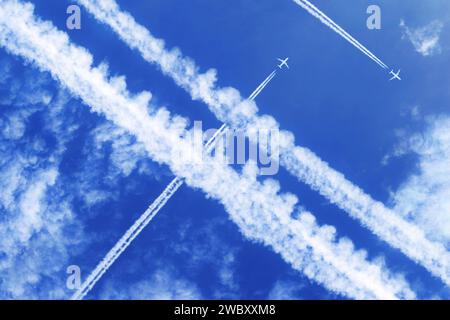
[0,0,416,299]
[72,68,278,300]
[71,177,184,300]
[78,0,450,285]
[281,147,450,286]
[249,70,277,101]
[292,0,389,69]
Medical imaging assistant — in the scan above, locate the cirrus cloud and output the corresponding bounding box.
[400,19,444,56]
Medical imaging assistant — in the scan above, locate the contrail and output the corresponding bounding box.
[0,0,416,299]
[76,0,450,286]
[280,147,450,286]
[71,128,225,300]
[249,70,277,101]
[70,177,184,300]
[292,0,389,69]
[71,70,275,300]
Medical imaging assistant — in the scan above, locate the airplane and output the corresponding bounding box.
[277,57,289,69]
[389,69,401,81]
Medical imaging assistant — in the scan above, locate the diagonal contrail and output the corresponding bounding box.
[0,0,417,299]
[76,0,450,286]
[71,69,277,300]
[249,70,277,100]
[292,0,389,69]
[70,177,184,300]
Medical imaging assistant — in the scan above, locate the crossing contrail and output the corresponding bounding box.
[292,0,389,69]
[71,69,277,300]
[0,0,417,299]
[76,0,450,286]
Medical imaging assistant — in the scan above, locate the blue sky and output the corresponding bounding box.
[0,0,449,299]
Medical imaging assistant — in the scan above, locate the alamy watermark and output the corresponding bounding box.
[66,5,81,30]
[367,5,381,30]
[176,121,280,176]
[66,265,81,290]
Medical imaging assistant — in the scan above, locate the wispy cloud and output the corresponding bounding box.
[0,59,83,299]
[76,123,165,207]
[400,20,444,56]
[391,116,450,247]
[99,269,203,300]
[0,0,416,299]
[71,176,184,300]
[77,0,450,286]
[267,280,305,299]
[97,216,240,300]
[0,56,165,299]
[76,0,258,128]
[73,66,278,300]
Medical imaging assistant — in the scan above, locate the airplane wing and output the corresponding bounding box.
[389,70,401,80]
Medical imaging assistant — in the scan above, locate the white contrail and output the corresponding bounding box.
[292,0,389,69]
[0,0,416,299]
[71,70,275,300]
[71,177,184,300]
[249,70,277,100]
[76,0,450,286]
[280,147,450,286]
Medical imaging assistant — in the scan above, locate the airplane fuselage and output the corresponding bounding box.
[389,70,401,81]
[277,57,289,69]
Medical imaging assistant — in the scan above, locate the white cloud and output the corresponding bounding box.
[0,56,161,298]
[400,19,444,56]
[73,123,164,208]
[0,0,417,299]
[217,253,238,295]
[391,116,450,247]
[166,218,240,299]
[76,0,450,288]
[0,68,83,298]
[91,123,161,180]
[16,168,58,242]
[99,270,202,299]
[268,280,304,300]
